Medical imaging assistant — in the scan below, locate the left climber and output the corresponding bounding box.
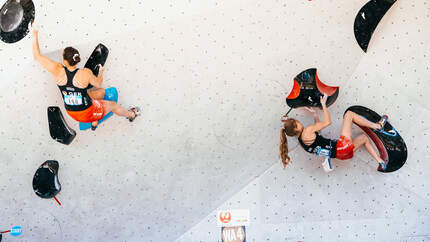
[31,26,140,130]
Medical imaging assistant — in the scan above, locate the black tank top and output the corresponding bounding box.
[57,67,92,111]
[298,132,337,158]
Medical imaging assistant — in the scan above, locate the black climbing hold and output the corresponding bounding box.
[32,160,61,199]
[0,0,35,44]
[354,0,397,52]
[84,43,109,89]
[345,105,407,172]
[286,68,339,109]
[84,43,109,76]
[47,106,76,145]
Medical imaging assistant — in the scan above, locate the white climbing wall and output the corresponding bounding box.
[0,0,429,241]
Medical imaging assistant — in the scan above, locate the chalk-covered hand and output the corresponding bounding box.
[320,93,328,107]
[281,114,289,122]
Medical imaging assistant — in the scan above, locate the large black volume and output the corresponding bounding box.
[32,160,61,199]
[84,43,109,88]
[47,106,76,145]
[0,0,35,43]
[286,68,339,109]
[354,0,397,52]
[345,105,407,172]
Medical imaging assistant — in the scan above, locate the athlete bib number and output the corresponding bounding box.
[64,93,83,106]
[316,147,331,157]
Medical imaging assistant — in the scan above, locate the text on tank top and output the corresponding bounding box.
[57,67,92,111]
[298,132,337,158]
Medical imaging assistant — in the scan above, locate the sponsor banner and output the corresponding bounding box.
[221,226,246,242]
[217,209,250,227]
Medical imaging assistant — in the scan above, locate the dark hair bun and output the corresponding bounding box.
[63,47,81,66]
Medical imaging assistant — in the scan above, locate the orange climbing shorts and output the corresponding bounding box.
[336,136,354,160]
[66,100,107,123]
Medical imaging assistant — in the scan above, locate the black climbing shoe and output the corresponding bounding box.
[379,161,387,171]
[375,115,388,131]
[128,107,141,122]
[91,121,98,131]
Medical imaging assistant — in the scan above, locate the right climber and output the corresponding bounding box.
[279,94,389,172]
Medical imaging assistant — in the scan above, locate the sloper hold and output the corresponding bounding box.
[84,43,109,76]
[345,105,407,172]
[286,68,339,109]
[354,0,397,52]
[0,0,35,43]
[32,160,61,199]
[47,106,76,145]
[84,43,109,88]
